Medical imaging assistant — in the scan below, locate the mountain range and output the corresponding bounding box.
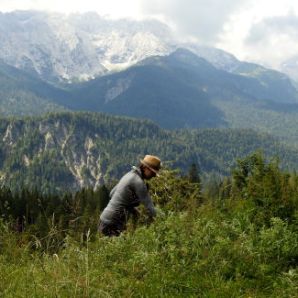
[2,45,298,143]
[0,10,174,82]
[68,48,298,130]
[1,10,298,83]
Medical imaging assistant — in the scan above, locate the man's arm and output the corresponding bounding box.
[134,182,156,218]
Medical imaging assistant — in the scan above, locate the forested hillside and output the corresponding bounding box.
[1,111,298,193]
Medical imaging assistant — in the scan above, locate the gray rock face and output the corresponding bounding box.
[0,11,175,83]
[1,11,240,83]
[0,116,105,191]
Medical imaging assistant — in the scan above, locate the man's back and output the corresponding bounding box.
[100,166,156,225]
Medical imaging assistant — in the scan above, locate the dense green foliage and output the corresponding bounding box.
[0,152,297,297]
[0,185,110,249]
[1,112,298,193]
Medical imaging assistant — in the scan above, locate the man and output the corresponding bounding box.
[99,155,161,236]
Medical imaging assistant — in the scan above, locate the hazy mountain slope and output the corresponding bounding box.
[0,60,68,115]
[67,51,228,128]
[67,49,298,133]
[213,97,298,143]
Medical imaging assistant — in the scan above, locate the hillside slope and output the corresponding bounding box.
[0,112,297,193]
[0,60,69,115]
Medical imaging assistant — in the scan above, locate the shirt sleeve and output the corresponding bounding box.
[134,180,156,217]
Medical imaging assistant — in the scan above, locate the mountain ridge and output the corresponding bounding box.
[1,10,297,84]
[66,48,298,134]
[2,48,298,145]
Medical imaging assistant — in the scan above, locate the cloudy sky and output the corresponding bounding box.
[1,0,298,69]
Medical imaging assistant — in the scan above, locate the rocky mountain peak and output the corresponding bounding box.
[0,11,176,83]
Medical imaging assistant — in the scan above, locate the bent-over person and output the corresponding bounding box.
[99,155,161,236]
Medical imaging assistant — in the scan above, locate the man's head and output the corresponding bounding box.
[140,155,161,180]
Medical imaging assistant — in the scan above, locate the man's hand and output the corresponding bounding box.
[155,206,166,218]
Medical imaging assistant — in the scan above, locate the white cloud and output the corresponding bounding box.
[242,12,298,68]
[214,0,298,68]
[139,0,252,44]
[0,0,142,18]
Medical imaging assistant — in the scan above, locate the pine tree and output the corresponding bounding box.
[97,185,110,211]
[188,163,201,185]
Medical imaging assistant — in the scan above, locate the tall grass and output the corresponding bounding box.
[1,201,297,297]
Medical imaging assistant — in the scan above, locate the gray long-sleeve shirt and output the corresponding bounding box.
[100,166,156,225]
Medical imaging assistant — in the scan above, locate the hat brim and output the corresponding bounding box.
[140,159,160,176]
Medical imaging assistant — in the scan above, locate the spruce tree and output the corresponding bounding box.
[188,163,201,185]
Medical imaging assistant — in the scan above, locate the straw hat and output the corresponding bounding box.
[140,155,161,175]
